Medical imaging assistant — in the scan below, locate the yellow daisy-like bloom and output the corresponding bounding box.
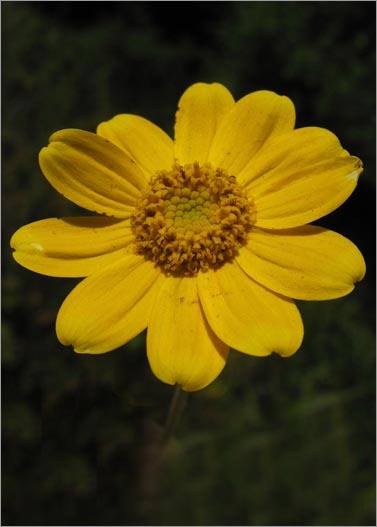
[11,83,366,391]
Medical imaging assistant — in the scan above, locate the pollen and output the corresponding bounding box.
[30,243,44,253]
[131,162,256,276]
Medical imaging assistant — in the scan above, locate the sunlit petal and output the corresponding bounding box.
[198,262,303,358]
[11,216,134,277]
[209,90,295,175]
[97,114,174,179]
[174,82,235,164]
[56,255,161,354]
[39,129,147,217]
[147,276,229,391]
[237,226,366,300]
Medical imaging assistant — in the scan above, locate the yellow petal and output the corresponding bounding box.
[174,82,235,165]
[242,127,363,228]
[97,114,174,179]
[237,226,366,300]
[11,217,135,277]
[208,90,295,175]
[147,276,229,391]
[197,262,303,358]
[39,129,147,218]
[56,255,161,354]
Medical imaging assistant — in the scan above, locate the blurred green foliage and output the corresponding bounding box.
[2,2,375,525]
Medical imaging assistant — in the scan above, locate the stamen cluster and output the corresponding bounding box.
[131,162,255,275]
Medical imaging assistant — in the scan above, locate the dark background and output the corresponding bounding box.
[2,2,376,525]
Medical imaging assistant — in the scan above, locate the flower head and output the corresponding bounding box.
[11,83,366,391]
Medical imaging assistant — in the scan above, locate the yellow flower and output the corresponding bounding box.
[11,83,366,391]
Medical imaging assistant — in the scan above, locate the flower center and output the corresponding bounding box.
[131,162,255,275]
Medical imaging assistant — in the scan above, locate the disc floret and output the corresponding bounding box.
[131,162,255,275]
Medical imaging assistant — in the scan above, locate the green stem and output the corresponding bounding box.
[163,384,188,443]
